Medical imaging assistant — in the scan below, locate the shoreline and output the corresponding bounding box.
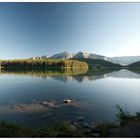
[0,106,140,138]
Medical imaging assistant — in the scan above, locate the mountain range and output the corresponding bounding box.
[31,51,140,65]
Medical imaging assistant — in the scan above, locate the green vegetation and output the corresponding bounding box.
[0,59,88,69]
[101,123,116,137]
[71,58,122,68]
[0,121,80,137]
[2,58,140,71]
[0,58,122,70]
[116,104,132,126]
[0,120,115,138]
[35,122,80,137]
[0,105,140,137]
[128,68,140,74]
[0,120,31,137]
[99,105,140,137]
[127,61,140,68]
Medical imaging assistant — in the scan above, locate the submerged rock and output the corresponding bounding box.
[42,101,48,105]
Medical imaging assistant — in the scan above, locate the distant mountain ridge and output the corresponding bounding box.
[50,51,75,59]
[107,56,140,65]
[31,51,140,65]
[32,51,107,61]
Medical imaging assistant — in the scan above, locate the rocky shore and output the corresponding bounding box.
[0,115,140,137]
[0,105,140,137]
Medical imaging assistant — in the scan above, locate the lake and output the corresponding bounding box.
[0,68,140,128]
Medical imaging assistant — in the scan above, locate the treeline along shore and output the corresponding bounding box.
[1,58,140,70]
[0,59,88,69]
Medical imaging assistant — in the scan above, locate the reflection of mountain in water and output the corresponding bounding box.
[127,68,140,75]
[106,69,140,79]
[1,68,140,83]
[51,68,121,83]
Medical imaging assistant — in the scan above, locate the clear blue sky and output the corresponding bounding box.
[0,3,140,59]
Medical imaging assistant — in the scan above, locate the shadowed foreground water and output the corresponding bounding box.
[0,68,140,128]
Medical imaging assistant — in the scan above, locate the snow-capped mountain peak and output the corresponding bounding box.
[50,51,75,59]
[74,51,91,59]
[31,51,140,65]
[31,51,107,61]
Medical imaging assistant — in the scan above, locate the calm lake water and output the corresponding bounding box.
[0,68,140,128]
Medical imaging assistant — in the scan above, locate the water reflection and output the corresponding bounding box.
[0,67,88,76]
[0,67,119,81]
[0,67,140,128]
[1,68,140,82]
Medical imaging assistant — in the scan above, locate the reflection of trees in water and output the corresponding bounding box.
[128,68,140,75]
[60,68,140,82]
[0,68,129,82]
[106,69,140,79]
[0,67,88,77]
[69,68,121,83]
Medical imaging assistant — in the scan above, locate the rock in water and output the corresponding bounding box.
[64,99,71,103]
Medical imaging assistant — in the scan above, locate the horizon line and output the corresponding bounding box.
[1,51,140,60]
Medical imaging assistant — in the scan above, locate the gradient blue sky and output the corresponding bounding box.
[0,3,140,59]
